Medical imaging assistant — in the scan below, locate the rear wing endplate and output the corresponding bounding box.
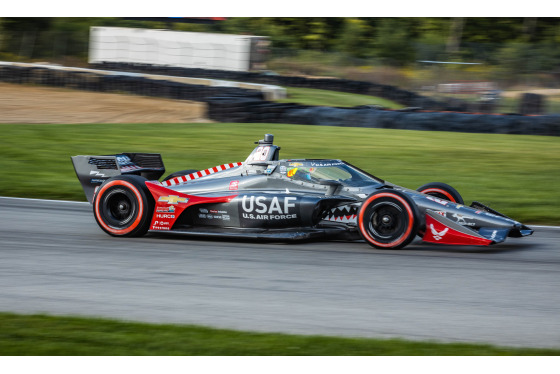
[71,153,165,203]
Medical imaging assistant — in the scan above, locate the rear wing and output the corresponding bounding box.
[71,153,165,203]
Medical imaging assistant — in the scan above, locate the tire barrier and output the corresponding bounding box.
[518,93,545,115]
[91,62,550,115]
[91,61,447,110]
[206,97,560,136]
[2,62,558,135]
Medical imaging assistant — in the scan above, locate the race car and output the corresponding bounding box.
[71,134,533,249]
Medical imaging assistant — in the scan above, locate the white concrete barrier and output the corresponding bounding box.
[0,61,287,100]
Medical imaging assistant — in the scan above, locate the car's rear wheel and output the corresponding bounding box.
[93,175,154,237]
[358,190,420,249]
[162,169,199,182]
[416,182,464,204]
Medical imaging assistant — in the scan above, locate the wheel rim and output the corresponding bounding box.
[101,187,138,229]
[368,201,406,241]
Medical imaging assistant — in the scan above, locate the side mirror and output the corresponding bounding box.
[319,179,342,196]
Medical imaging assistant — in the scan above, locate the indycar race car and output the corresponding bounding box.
[71,134,533,249]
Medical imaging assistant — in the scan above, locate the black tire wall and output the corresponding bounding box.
[2,63,559,136]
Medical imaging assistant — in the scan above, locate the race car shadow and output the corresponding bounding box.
[409,238,538,254]
[147,231,538,256]
[146,231,313,245]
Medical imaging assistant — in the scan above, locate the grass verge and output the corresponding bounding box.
[1,312,558,355]
[1,122,559,224]
[277,86,405,109]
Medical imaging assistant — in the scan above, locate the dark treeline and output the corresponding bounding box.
[0,17,559,84]
[0,17,560,87]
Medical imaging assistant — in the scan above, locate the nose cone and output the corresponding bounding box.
[510,222,534,237]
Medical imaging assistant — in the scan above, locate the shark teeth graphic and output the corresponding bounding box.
[322,205,358,223]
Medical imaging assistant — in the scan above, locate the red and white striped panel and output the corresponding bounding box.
[161,162,243,187]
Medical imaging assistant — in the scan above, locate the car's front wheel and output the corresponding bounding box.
[93,175,154,237]
[416,182,464,204]
[358,190,420,249]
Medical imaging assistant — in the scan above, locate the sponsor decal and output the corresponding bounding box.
[250,146,271,161]
[202,214,231,221]
[156,205,175,213]
[430,224,449,241]
[90,178,106,184]
[490,230,498,241]
[426,196,449,206]
[474,209,499,218]
[452,213,475,226]
[279,166,287,174]
[151,216,173,231]
[243,213,297,220]
[310,161,343,167]
[435,211,447,217]
[229,180,239,190]
[120,165,142,172]
[151,226,170,230]
[265,165,277,175]
[289,162,303,167]
[156,214,175,219]
[241,196,298,220]
[116,155,132,165]
[287,168,298,178]
[199,208,209,214]
[158,195,189,205]
[89,171,107,177]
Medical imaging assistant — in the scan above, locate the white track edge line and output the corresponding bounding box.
[0,196,90,205]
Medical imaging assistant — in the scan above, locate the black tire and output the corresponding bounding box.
[162,169,199,182]
[93,175,154,237]
[416,182,464,205]
[358,190,420,249]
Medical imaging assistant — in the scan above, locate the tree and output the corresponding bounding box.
[0,18,52,58]
[373,18,415,66]
[337,18,374,58]
[446,17,464,55]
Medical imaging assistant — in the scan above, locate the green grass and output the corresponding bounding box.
[1,312,558,355]
[277,86,405,109]
[1,123,559,224]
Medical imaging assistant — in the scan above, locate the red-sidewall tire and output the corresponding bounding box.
[93,175,154,237]
[358,190,420,250]
[416,182,464,205]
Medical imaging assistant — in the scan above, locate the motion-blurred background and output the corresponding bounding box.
[1,17,559,114]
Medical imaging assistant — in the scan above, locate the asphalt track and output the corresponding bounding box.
[1,196,559,348]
